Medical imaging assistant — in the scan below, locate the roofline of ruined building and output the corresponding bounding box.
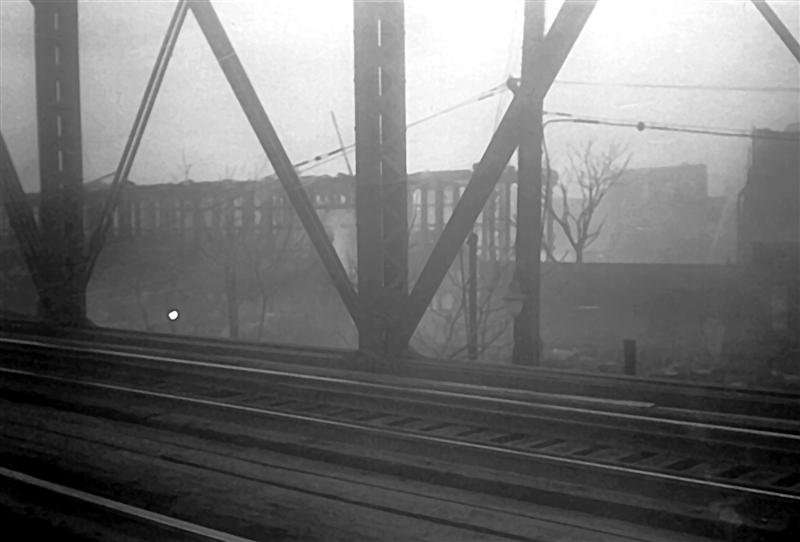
[25,162,721,196]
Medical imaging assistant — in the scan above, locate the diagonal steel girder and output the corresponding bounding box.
[750,0,800,63]
[395,0,598,348]
[0,132,47,295]
[82,0,189,288]
[189,0,362,325]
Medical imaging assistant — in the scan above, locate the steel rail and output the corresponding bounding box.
[3,320,797,409]
[2,336,798,443]
[0,466,258,542]
[0,423,640,542]
[4,349,800,494]
[1,365,798,505]
[2,327,799,433]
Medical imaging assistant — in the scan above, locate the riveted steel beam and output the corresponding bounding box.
[354,0,385,334]
[354,0,409,353]
[32,0,86,324]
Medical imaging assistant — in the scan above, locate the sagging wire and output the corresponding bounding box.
[297,85,797,178]
[554,79,800,94]
[295,82,509,174]
[542,110,800,142]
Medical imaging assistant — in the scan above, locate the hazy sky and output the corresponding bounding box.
[1,0,798,197]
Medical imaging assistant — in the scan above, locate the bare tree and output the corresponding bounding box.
[196,185,314,341]
[171,150,193,183]
[241,206,316,342]
[412,245,512,361]
[548,140,631,263]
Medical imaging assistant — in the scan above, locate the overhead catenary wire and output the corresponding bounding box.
[95,73,799,188]
[89,81,796,191]
[538,109,798,251]
[297,85,798,176]
[293,82,508,173]
[542,110,800,141]
[74,78,794,259]
[553,79,800,94]
[94,74,796,199]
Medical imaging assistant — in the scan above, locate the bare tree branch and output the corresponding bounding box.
[546,139,631,263]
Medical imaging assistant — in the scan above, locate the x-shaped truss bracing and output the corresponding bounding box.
[2,0,798,351]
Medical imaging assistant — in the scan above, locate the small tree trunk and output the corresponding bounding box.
[545,199,555,259]
[134,282,152,331]
[257,295,268,342]
[225,264,239,340]
[574,239,586,263]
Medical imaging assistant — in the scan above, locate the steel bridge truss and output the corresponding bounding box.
[1,0,798,359]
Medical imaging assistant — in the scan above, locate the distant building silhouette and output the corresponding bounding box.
[738,124,800,267]
[1,168,530,261]
[548,163,723,264]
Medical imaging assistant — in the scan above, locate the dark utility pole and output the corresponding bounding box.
[512,0,546,365]
[467,232,479,360]
[34,1,86,325]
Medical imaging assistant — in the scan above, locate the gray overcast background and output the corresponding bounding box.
[1,0,798,197]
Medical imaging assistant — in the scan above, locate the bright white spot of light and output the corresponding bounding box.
[167,309,179,321]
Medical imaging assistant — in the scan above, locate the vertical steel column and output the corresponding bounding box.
[354,1,382,312]
[512,0,546,365]
[33,0,86,325]
[354,0,409,353]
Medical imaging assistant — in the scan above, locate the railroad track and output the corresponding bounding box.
[2,319,798,421]
[0,408,703,542]
[1,337,798,540]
